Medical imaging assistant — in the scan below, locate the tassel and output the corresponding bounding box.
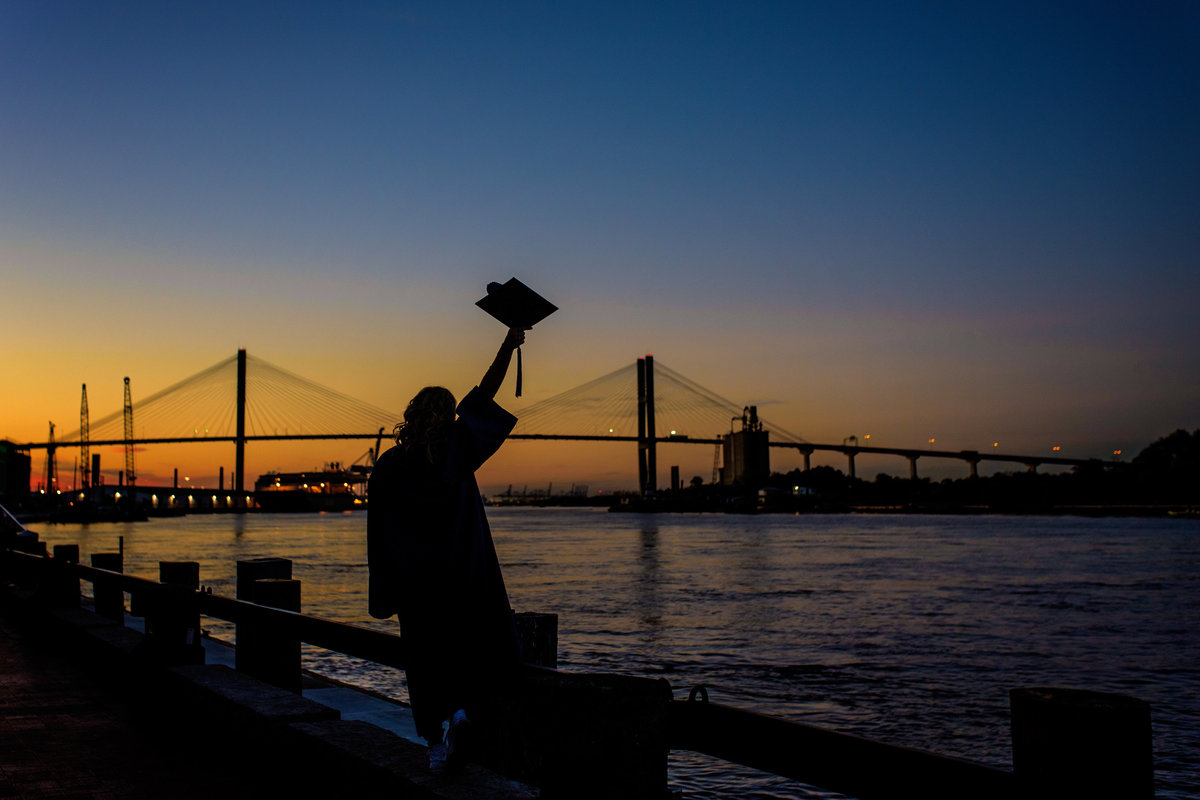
[515,346,523,398]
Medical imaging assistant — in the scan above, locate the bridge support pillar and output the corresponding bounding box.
[908,455,919,481]
[798,448,812,472]
[637,355,657,496]
[235,348,247,509]
[968,459,979,479]
[1026,462,1039,474]
[846,451,856,480]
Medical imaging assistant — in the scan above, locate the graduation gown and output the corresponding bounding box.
[367,387,520,741]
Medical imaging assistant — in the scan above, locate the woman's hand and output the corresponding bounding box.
[504,327,528,350]
[481,327,530,398]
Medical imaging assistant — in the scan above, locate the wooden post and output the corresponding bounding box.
[247,577,302,693]
[44,544,80,608]
[140,561,203,665]
[235,558,294,683]
[236,557,292,601]
[483,669,672,798]
[515,612,558,669]
[160,561,200,587]
[1010,687,1153,800]
[90,552,124,621]
[52,544,79,563]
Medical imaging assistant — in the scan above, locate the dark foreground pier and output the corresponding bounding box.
[0,612,268,799]
[2,527,1157,799]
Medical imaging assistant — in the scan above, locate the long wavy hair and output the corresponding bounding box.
[393,386,456,463]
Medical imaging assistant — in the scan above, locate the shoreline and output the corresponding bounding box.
[494,497,1200,519]
[17,502,1197,524]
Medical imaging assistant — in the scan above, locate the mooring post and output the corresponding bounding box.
[248,577,302,693]
[141,561,204,665]
[52,544,79,563]
[235,558,294,682]
[45,544,81,609]
[90,552,124,621]
[483,670,672,798]
[514,612,558,669]
[1010,687,1153,799]
[236,557,292,602]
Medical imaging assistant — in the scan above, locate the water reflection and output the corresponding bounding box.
[26,510,1200,799]
[637,524,663,637]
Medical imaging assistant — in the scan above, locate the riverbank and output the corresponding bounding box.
[0,588,535,799]
[601,494,1199,517]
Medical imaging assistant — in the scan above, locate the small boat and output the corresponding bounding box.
[253,463,367,512]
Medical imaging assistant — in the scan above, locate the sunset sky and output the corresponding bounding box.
[2,2,1198,493]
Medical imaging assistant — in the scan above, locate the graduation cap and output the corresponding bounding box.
[477,278,557,397]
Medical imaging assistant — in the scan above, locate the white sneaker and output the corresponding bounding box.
[428,742,448,775]
[445,708,471,766]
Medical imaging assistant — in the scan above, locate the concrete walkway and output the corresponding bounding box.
[197,627,423,744]
[0,610,536,800]
[0,613,270,799]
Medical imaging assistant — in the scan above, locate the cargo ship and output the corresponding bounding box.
[253,463,367,512]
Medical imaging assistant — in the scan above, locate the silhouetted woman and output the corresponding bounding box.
[367,327,526,774]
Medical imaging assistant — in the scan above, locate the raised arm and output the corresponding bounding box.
[478,327,527,399]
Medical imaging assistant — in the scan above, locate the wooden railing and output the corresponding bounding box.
[2,532,1156,800]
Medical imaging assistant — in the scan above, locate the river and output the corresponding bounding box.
[31,509,1200,799]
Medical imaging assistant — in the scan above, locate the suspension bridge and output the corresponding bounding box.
[20,350,1100,499]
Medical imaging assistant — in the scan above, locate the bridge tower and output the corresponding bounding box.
[236,348,246,504]
[79,384,90,489]
[637,355,657,496]
[123,377,136,489]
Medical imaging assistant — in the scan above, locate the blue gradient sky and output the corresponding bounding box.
[2,2,1198,490]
